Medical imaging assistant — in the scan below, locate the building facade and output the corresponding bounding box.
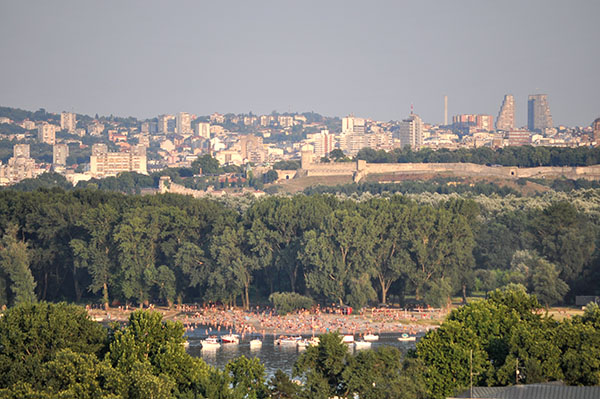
[60,112,77,132]
[53,144,69,165]
[194,122,211,139]
[496,94,515,131]
[176,112,192,135]
[593,118,600,146]
[396,113,423,150]
[37,123,57,144]
[506,130,532,146]
[340,116,367,155]
[528,94,553,131]
[89,144,147,177]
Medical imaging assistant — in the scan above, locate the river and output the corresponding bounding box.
[185,328,422,376]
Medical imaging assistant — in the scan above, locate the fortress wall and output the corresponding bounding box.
[305,163,357,177]
[302,161,600,181]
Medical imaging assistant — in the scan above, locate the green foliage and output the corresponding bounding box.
[226,356,269,399]
[269,292,314,315]
[192,154,220,175]
[356,145,600,167]
[0,225,36,305]
[294,332,349,398]
[270,370,299,399]
[509,250,569,306]
[0,302,107,389]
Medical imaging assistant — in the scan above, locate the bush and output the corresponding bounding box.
[269,292,314,315]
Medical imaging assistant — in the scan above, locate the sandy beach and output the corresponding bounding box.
[87,304,443,336]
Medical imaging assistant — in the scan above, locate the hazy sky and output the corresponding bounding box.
[1,1,598,126]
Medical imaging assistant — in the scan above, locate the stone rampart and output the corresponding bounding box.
[301,161,600,182]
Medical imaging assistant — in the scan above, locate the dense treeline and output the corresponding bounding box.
[2,289,600,398]
[303,178,521,197]
[1,188,599,309]
[0,302,425,398]
[356,145,600,167]
[415,286,600,398]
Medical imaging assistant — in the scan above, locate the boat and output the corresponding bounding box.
[397,333,416,342]
[297,339,309,349]
[342,334,355,343]
[183,340,190,348]
[276,336,302,346]
[354,340,372,349]
[363,333,379,342]
[221,334,240,344]
[249,339,262,349]
[200,336,221,349]
[307,336,320,346]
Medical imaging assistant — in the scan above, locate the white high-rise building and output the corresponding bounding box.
[53,144,69,165]
[176,112,192,134]
[194,122,211,138]
[61,112,77,132]
[340,115,366,155]
[37,123,57,144]
[396,113,423,150]
[158,114,174,133]
[306,130,335,158]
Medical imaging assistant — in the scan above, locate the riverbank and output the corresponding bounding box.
[87,305,444,336]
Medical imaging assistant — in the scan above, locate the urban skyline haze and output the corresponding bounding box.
[0,0,598,127]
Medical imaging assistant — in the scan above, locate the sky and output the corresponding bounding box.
[1,0,599,127]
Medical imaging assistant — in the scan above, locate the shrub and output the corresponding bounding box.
[269,292,314,315]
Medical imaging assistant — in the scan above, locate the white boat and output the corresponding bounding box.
[307,336,320,346]
[221,334,240,344]
[397,333,416,342]
[342,335,355,343]
[200,336,221,349]
[183,340,190,348]
[249,339,262,349]
[354,340,372,349]
[276,336,302,346]
[363,334,379,342]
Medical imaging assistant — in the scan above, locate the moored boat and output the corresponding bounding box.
[200,336,221,349]
[276,336,302,346]
[363,333,379,342]
[249,338,262,349]
[342,334,355,343]
[397,333,416,342]
[221,334,240,344]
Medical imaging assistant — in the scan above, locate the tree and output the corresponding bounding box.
[0,302,107,389]
[294,333,349,398]
[0,225,36,305]
[401,204,474,303]
[509,250,569,306]
[301,208,376,308]
[114,207,161,306]
[108,310,211,397]
[368,198,411,304]
[226,356,269,399]
[210,225,261,309]
[531,201,595,287]
[191,154,220,175]
[70,204,119,310]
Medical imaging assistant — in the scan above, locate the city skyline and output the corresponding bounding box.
[1,1,599,127]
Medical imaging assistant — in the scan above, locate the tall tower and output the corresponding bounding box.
[176,112,192,134]
[527,94,553,132]
[593,118,600,146]
[444,95,448,126]
[396,112,423,150]
[60,112,76,132]
[496,94,515,131]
